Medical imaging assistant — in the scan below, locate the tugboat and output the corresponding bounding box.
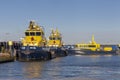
[75,35,118,55]
[47,29,67,57]
[18,21,51,61]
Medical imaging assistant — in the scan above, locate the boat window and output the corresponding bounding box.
[88,45,96,47]
[30,32,35,36]
[49,37,61,40]
[25,32,29,36]
[36,32,41,36]
[58,37,61,40]
[53,37,55,40]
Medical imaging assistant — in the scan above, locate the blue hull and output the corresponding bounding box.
[50,47,67,57]
[76,49,119,55]
[81,51,117,55]
[18,46,67,61]
[18,46,51,61]
[66,48,119,55]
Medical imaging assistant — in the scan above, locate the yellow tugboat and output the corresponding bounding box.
[75,35,118,55]
[18,21,51,61]
[76,35,100,51]
[22,21,47,47]
[47,29,67,57]
[48,29,63,47]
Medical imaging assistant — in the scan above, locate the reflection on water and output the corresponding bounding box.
[0,55,120,80]
[23,62,44,78]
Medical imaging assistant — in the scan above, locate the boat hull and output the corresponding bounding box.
[18,46,67,61]
[75,49,119,55]
[18,46,52,61]
[49,47,67,57]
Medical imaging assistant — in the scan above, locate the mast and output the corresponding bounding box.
[91,35,96,44]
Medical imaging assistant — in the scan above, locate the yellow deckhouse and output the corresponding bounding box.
[48,29,63,47]
[76,35,100,51]
[21,21,46,47]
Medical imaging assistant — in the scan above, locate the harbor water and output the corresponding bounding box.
[0,55,120,80]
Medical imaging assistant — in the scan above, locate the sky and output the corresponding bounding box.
[0,0,120,44]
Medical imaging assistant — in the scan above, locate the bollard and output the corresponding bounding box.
[8,41,13,57]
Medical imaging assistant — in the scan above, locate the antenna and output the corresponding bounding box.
[92,35,94,42]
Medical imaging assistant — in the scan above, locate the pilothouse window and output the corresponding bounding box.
[49,37,61,40]
[88,45,96,47]
[36,32,41,36]
[30,32,35,36]
[25,32,29,36]
[53,38,55,40]
[58,37,61,40]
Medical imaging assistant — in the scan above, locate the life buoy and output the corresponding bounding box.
[31,37,34,41]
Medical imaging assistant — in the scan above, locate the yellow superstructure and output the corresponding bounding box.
[76,35,100,51]
[103,47,112,51]
[47,29,63,47]
[21,21,46,47]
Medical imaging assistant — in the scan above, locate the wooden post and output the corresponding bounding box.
[8,41,13,57]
